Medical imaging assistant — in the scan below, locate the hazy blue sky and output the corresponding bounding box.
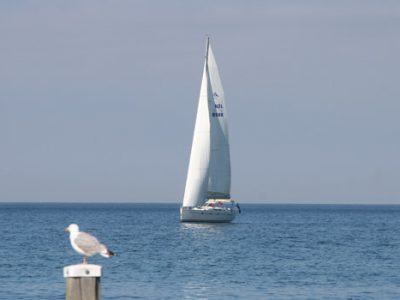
[1,1,399,203]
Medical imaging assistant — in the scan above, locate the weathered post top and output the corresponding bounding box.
[64,264,102,300]
[64,264,102,278]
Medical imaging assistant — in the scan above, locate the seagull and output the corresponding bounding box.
[65,223,115,264]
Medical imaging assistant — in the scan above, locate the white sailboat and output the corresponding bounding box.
[180,38,240,223]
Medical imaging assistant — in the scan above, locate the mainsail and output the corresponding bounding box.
[182,39,231,208]
[207,44,231,199]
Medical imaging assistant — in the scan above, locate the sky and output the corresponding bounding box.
[1,0,399,203]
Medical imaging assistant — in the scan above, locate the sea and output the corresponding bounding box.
[0,203,400,300]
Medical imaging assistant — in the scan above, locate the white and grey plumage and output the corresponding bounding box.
[65,223,115,264]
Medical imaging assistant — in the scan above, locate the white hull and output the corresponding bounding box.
[180,207,236,223]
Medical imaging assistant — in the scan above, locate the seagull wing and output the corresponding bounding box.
[73,232,102,256]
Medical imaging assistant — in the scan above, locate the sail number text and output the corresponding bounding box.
[212,104,224,117]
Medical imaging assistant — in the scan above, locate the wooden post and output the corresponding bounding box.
[64,264,102,300]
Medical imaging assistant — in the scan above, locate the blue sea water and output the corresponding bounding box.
[0,203,400,299]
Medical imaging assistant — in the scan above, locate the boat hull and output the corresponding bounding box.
[180,207,236,223]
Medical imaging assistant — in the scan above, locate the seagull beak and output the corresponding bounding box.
[65,227,69,232]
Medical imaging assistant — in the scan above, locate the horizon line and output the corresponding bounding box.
[1,201,400,206]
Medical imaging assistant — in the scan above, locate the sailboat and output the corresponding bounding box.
[180,38,240,223]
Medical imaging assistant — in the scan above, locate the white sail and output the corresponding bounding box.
[182,57,213,207]
[207,44,231,199]
[182,38,231,208]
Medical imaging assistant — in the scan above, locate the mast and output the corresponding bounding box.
[205,36,210,61]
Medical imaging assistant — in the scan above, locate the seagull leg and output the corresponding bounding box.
[83,256,88,264]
